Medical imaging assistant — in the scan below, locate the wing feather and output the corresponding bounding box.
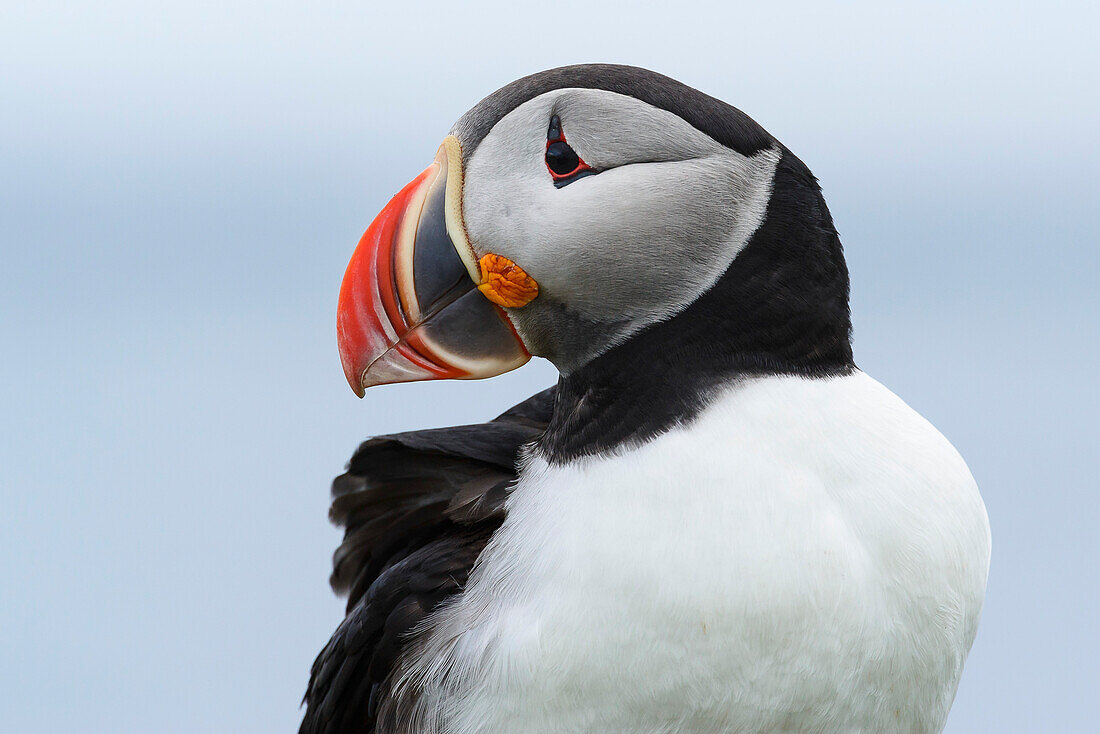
[300,388,555,734]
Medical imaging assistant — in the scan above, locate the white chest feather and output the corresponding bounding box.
[393,372,990,734]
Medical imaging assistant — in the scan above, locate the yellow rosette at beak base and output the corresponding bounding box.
[477,253,539,309]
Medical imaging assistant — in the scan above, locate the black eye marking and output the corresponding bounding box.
[545,114,597,188]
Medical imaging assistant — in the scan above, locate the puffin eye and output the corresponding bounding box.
[545,114,596,187]
[546,141,581,177]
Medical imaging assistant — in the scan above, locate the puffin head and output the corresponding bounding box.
[338,64,852,397]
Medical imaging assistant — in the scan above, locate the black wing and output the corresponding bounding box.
[300,388,555,734]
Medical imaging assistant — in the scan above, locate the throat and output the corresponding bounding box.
[537,151,855,463]
[539,335,853,465]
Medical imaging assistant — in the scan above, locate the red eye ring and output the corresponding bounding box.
[545,114,595,185]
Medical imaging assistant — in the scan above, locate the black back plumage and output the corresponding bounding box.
[300,389,555,734]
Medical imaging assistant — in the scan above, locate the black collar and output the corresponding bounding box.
[537,149,855,463]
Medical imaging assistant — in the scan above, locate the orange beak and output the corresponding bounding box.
[337,137,531,396]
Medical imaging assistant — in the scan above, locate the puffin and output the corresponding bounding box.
[301,64,991,734]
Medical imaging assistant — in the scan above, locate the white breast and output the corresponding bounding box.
[393,372,991,734]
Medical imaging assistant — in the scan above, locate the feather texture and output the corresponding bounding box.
[300,388,555,734]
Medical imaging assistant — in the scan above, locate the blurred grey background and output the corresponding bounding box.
[2,1,1096,732]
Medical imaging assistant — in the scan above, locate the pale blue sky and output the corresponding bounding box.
[1,2,1097,732]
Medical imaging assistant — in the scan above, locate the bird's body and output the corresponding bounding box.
[386,372,988,734]
[304,64,990,734]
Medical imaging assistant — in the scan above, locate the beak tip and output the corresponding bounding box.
[345,374,367,398]
[339,353,368,397]
[347,368,367,397]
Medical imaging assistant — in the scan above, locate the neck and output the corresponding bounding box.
[537,150,854,463]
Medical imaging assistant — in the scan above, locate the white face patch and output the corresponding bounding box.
[457,88,780,368]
